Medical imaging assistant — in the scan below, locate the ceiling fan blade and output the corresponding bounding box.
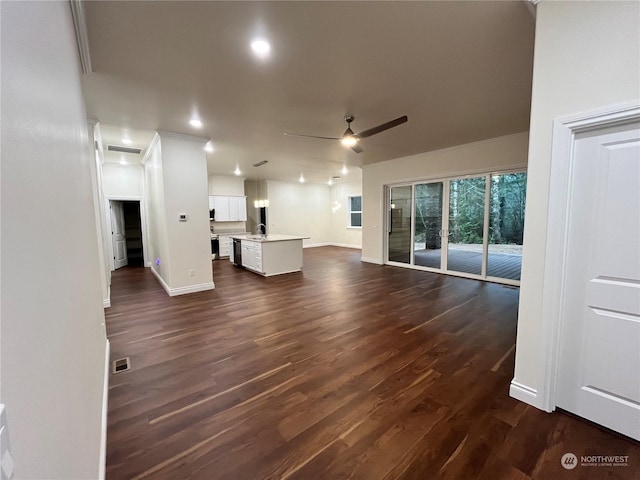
[351,144,364,154]
[284,133,341,140]
[356,115,408,139]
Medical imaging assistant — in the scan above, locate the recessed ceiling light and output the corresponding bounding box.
[190,118,203,128]
[205,142,214,152]
[328,179,333,186]
[251,39,271,58]
[234,166,241,176]
[119,158,127,165]
[299,174,305,183]
[121,138,133,145]
[341,166,348,175]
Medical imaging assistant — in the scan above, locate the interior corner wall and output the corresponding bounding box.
[329,182,363,248]
[144,136,171,279]
[159,133,213,291]
[1,1,108,477]
[266,180,331,246]
[512,0,640,406]
[361,132,529,263]
[88,123,111,308]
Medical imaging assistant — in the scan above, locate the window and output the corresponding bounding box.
[348,195,362,228]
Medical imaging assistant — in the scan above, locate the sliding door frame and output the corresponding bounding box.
[384,168,526,287]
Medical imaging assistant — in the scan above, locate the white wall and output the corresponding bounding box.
[266,180,331,246]
[144,135,171,280]
[1,2,108,478]
[88,123,111,307]
[329,182,363,248]
[158,133,213,292]
[361,132,529,263]
[102,163,145,198]
[513,0,640,406]
[208,175,245,196]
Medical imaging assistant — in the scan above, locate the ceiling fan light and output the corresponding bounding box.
[341,136,358,147]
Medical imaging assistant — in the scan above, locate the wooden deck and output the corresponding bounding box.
[104,247,638,479]
[413,248,523,280]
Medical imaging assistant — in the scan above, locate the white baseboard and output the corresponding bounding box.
[99,339,110,480]
[150,266,215,296]
[304,242,362,249]
[103,285,111,308]
[330,242,362,249]
[304,242,330,248]
[360,256,383,265]
[167,282,215,296]
[509,379,539,407]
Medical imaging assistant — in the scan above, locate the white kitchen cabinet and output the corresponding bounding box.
[218,235,231,257]
[211,195,247,222]
[208,196,215,210]
[241,240,263,273]
[234,197,247,221]
[213,196,230,221]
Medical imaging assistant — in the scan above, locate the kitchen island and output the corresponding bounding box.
[229,234,309,276]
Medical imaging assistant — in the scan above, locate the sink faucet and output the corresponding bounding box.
[255,223,266,235]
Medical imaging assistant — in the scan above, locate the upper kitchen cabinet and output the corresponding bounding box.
[210,195,247,222]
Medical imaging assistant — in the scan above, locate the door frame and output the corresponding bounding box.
[537,101,640,412]
[105,196,149,271]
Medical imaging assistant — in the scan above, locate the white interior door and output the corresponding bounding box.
[556,121,640,440]
[110,201,128,270]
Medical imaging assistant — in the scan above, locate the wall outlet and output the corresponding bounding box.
[189,269,195,277]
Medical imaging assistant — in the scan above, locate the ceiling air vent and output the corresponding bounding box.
[108,145,142,155]
[253,160,268,167]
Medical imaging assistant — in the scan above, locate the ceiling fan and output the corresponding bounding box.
[285,115,408,153]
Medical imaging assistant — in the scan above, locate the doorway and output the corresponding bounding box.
[109,200,144,270]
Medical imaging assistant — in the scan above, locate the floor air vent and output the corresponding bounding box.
[112,357,131,374]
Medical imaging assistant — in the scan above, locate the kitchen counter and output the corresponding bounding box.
[229,234,309,276]
[228,233,309,243]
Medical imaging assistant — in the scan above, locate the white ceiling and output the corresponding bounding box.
[81,1,535,184]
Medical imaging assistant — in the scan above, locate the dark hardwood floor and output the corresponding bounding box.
[105,247,639,479]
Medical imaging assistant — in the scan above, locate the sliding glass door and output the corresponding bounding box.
[487,173,527,280]
[388,186,412,264]
[447,176,486,275]
[413,182,444,269]
[386,170,527,285]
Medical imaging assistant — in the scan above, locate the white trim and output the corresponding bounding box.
[509,380,539,406]
[150,266,215,296]
[330,243,362,250]
[302,242,362,249]
[99,339,110,480]
[69,0,92,74]
[304,242,330,248]
[539,101,640,412]
[141,133,160,165]
[361,256,383,265]
[103,298,111,308]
